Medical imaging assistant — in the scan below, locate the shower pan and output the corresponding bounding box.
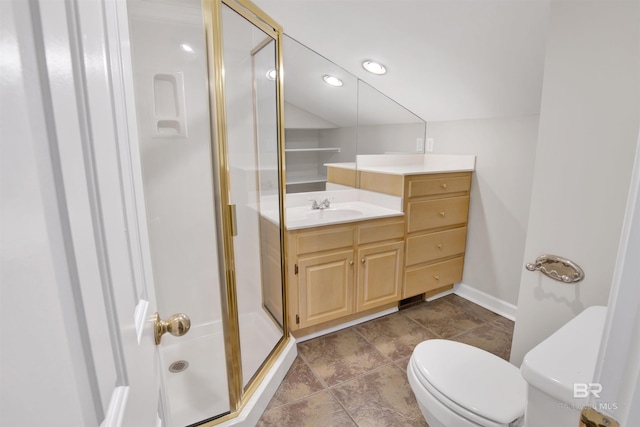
[126,0,289,425]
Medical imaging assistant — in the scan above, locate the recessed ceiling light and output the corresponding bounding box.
[180,43,194,53]
[266,68,277,80]
[362,60,386,75]
[322,75,343,87]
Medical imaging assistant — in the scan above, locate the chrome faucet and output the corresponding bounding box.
[319,198,331,209]
[309,197,332,210]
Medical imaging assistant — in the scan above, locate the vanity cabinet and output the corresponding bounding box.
[286,170,471,334]
[287,217,404,331]
[403,172,471,298]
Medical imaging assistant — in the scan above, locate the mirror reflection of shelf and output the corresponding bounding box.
[285,147,341,153]
[285,179,327,193]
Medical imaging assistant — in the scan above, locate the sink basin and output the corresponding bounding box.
[283,200,403,230]
[305,208,363,220]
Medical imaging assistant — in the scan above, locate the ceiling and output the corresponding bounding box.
[253,0,551,122]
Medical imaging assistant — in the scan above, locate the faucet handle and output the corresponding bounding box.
[307,198,319,209]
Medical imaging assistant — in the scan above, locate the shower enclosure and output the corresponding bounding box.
[126,0,288,425]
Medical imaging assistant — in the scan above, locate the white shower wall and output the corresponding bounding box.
[129,9,223,328]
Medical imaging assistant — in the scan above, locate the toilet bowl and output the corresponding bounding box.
[408,339,527,427]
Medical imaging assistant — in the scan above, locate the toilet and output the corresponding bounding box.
[520,306,607,426]
[408,306,607,427]
[407,339,526,427]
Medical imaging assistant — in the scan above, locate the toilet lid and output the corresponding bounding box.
[411,339,526,424]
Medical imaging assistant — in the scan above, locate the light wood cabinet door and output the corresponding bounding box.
[298,250,354,328]
[260,218,283,325]
[356,241,404,312]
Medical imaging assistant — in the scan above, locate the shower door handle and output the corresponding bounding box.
[154,312,191,345]
[229,204,238,236]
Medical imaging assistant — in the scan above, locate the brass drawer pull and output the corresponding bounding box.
[437,243,443,249]
[434,275,440,280]
[441,183,448,189]
[439,211,445,217]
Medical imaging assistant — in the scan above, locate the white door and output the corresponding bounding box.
[2,0,161,425]
[591,139,640,425]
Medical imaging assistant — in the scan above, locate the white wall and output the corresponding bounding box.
[510,0,640,365]
[427,116,539,306]
[320,126,357,165]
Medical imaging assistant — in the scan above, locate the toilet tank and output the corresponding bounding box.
[520,306,607,426]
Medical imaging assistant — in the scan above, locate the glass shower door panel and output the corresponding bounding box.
[221,4,284,388]
[126,1,230,425]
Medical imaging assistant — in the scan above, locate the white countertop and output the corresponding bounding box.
[326,154,476,175]
[265,154,474,230]
[356,164,474,175]
[324,162,356,170]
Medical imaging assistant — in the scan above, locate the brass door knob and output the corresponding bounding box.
[154,312,191,345]
[361,258,366,264]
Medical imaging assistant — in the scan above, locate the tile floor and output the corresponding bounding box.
[257,294,515,427]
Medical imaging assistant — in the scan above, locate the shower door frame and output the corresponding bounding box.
[203,0,291,422]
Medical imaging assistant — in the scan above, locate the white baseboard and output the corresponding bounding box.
[454,283,517,321]
[425,287,456,301]
[294,307,398,343]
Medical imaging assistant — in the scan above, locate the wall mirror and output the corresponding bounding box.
[283,35,358,193]
[357,80,426,156]
[282,35,426,194]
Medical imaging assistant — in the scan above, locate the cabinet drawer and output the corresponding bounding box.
[407,196,469,233]
[404,257,464,298]
[295,226,354,255]
[357,219,405,245]
[407,174,471,198]
[406,227,467,266]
